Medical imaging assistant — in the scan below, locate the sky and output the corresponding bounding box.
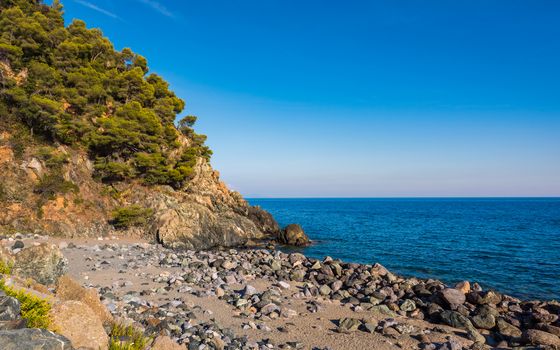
[54,0,559,197]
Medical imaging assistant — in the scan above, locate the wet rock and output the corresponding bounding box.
[278,224,310,246]
[12,243,68,285]
[0,328,74,350]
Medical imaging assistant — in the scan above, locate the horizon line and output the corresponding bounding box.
[245,196,560,199]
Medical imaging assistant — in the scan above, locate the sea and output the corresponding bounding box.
[248,198,560,301]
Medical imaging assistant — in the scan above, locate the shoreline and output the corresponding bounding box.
[3,234,560,349]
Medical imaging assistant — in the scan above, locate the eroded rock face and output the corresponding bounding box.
[278,224,310,246]
[1,142,281,250]
[140,160,280,250]
[12,243,68,285]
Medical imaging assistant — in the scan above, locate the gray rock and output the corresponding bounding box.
[12,243,68,285]
[0,328,74,350]
[0,297,20,322]
[496,318,522,338]
[400,299,416,312]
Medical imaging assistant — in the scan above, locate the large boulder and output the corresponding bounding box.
[56,275,113,325]
[12,243,68,285]
[151,335,185,350]
[278,224,310,246]
[0,328,74,350]
[50,300,108,350]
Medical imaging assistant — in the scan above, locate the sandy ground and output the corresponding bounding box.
[3,236,475,350]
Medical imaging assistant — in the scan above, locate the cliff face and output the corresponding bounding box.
[0,130,279,249]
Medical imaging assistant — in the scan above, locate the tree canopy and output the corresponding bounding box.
[0,0,211,189]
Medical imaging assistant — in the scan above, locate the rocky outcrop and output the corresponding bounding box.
[278,224,310,246]
[0,135,281,250]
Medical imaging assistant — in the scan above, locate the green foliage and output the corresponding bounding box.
[36,146,68,169]
[110,205,154,229]
[34,172,79,201]
[0,260,13,275]
[0,279,52,329]
[0,0,211,189]
[109,322,152,350]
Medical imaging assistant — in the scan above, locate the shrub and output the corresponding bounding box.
[36,147,68,169]
[0,279,52,329]
[0,260,13,275]
[110,205,154,229]
[34,172,79,201]
[108,322,152,350]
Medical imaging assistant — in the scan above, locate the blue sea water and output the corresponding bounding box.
[248,198,560,301]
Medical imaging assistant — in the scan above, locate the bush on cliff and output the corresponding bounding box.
[0,0,211,190]
[111,205,154,229]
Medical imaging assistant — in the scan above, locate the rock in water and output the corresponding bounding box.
[50,300,108,350]
[0,328,74,350]
[12,243,68,285]
[278,224,310,246]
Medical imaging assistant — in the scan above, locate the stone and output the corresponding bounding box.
[319,285,331,296]
[440,288,466,308]
[0,297,20,321]
[278,224,310,246]
[440,310,474,331]
[337,318,361,333]
[151,335,185,350]
[12,243,68,285]
[243,285,258,297]
[50,300,108,350]
[454,281,470,294]
[400,299,416,312]
[56,275,113,325]
[496,318,522,338]
[11,241,23,250]
[522,329,560,347]
[0,328,73,350]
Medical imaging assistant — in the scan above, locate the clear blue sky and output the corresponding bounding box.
[56,0,559,197]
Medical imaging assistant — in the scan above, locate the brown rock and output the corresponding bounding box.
[56,275,113,325]
[454,281,471,294]
[50,300,108,350]
[440,288,466,308]
[151,335,185,350]
[278,224,310,246]
[522,329,560,347]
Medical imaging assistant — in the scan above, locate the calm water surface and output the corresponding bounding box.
[248,198,560,300]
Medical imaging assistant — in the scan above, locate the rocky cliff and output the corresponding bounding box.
[0,130,279,249]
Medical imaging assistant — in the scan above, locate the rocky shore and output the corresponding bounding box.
[1,234,560,350]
